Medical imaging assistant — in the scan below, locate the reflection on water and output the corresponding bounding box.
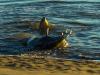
[0,0,100,60]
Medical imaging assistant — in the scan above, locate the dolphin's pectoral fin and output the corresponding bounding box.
[30,21,40,30]
[48,23,55,29]
[5,33,33,46]
[8,33,33,40]
[14,21,32,28]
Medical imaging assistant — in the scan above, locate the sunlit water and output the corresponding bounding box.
[0,0,100,60]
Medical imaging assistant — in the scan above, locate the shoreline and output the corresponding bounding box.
[0,56,100,75]
[0,54,99,62]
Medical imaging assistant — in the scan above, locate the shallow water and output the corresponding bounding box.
[0,0,100,60]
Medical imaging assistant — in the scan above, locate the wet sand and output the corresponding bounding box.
[0,56,100,75]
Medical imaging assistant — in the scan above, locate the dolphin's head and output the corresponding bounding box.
[39,17,49,35]
[39,17,49,29]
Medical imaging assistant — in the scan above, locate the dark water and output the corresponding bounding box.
[0,0,100,60]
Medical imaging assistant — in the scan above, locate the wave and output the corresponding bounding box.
[0,45,100,61]
[52,17,100,26]
[0,0,100,6]
[0,1,36,5]
[68,19,100,26]
[39,0,100,3]
[78,12,100,19]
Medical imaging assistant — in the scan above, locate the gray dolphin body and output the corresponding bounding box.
[6,17,70,50]
[27,35,68,50]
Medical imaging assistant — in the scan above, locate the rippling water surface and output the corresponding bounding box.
[0,0,100,60]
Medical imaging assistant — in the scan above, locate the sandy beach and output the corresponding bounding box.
[0,55,99,75]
